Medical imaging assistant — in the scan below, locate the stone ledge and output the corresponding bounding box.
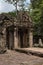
[15,48,43,57]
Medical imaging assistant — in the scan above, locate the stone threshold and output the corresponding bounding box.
[15,48,43,57]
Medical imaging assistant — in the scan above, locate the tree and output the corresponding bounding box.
[30,0,43,34]
[5,0,26,16]
[30,0,41,23]
[18,0,26,11]
[5,0,20,16]
[30,0,43,44]
[39,0,43,36]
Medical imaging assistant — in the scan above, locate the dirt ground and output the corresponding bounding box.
[0,50,43,65]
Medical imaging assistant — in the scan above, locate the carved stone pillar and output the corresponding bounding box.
[14,28,18,49]
[2,28,6,48]
[29,28,33,47]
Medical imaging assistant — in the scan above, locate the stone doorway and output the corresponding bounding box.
[6,27,14,50]
[18,28,28,48]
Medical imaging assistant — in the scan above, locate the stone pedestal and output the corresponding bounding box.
[39,38,42,46]
[14,28,18,49]
[29,30,33,47]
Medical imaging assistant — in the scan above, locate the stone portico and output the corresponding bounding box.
[0,12,33,50]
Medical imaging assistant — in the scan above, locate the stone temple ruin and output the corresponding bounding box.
[0,11,33,50]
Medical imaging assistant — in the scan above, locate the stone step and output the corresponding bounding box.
[15,48,43,57]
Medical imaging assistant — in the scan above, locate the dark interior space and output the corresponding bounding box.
[18,29,24,48]
[6,27,14,50]
[18,28,28,48]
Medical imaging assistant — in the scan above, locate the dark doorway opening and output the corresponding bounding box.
[18,28,28,48]
[6,27,14,50]
[18,29,24,48]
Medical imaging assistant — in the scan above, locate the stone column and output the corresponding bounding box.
[14,28,18,49]
[29,29,33,47]
[2,28,6,48]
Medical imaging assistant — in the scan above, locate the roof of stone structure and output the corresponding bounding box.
[16,11,33,28]
[0,12,33,28]
[0,13,16,24]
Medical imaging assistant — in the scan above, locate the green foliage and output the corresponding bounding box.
[8,11,16,17]
[31,8,41,23]
[30,0,43,36]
